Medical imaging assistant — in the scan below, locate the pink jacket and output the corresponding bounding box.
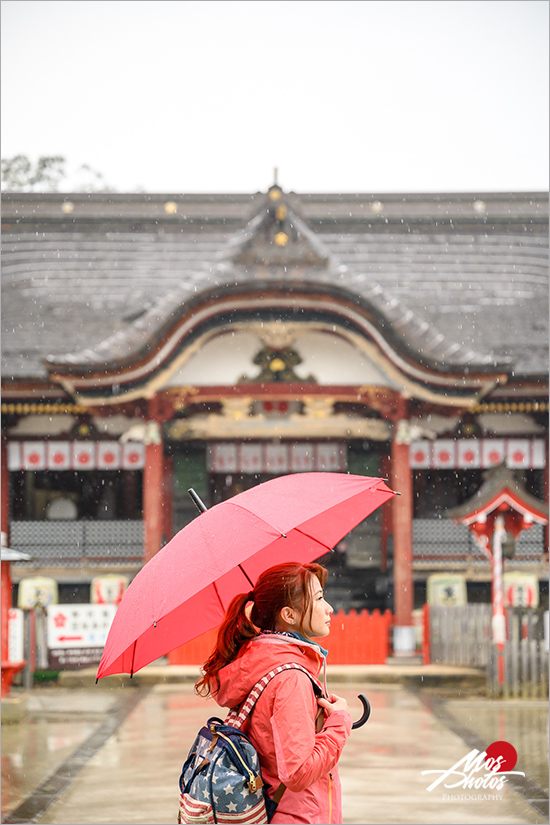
[215,633,352,824]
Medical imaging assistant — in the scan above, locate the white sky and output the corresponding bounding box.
[1,0,548,194]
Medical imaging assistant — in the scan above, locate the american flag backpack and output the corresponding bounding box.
[178,663,323,824]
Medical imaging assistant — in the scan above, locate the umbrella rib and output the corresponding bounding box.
[212,579,225,610]
[238,564,254,588]
[130,639,137,678]
[292,527,333,552]
[211,565,253,612]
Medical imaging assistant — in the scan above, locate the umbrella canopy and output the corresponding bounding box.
[97,472,396,679]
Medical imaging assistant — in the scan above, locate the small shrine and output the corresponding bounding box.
[447,464,548,683]
[447,464,548,560]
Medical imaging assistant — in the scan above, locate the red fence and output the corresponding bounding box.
[168,609,393,666]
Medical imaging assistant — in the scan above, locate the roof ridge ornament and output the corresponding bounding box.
[221,183,331,267]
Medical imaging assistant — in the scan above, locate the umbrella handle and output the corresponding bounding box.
[351,694,371,729]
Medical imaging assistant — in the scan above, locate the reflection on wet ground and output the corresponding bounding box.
[1,682,548,825]
[441,698,549,795]
[2,688,117,819]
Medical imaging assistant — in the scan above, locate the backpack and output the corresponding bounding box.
[178,662,323,824]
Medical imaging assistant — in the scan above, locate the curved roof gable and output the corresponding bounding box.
[2,188,546,392]
[44,188,507,383]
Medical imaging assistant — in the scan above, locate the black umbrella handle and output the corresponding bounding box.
[352,694,371,729]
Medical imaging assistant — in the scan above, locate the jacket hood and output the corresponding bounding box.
[216,632,327,709]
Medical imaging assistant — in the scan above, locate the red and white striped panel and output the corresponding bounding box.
[240,443,262,474]
[72,442,95,470]
[208,442,347,474]
[264,443,288,473]
[97,442,121,470]
[121,442,145,470]
[48,441,71,470]
[531,440,546,469]
[409,441,431,469]
[179,794,267,825]
[208,442,238,473]
[480,439,506,468]
[22,442,46,470]
[506,439,530,469]
[6,441,144,471]
[410,438,546,470]
[432,440,455,469]
[7,442,22,471]
[290,443,315,472]
[457,440,481,469]
[316,442,345,471]
[226,663,321,729]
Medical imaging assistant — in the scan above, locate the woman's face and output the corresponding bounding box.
[300,577,334,639]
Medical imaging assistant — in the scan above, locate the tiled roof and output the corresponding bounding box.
[1,191,547,382]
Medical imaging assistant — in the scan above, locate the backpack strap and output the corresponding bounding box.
[225,662,323,729]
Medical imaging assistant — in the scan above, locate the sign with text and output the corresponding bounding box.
[8,607,25,662]
[47,604,117,669]
[427,574,467,606]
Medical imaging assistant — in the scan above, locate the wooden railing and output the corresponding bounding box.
[487,607,549,698]
[168,609,394,666]
[425,603,549,698]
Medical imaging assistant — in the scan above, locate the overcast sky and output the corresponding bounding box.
[1,0,548,194]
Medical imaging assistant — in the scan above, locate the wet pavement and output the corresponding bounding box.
[1,677,548,825]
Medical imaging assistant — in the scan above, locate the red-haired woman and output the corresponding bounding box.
[195,562,352,824]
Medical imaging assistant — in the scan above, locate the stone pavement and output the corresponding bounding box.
[1,664,548,825]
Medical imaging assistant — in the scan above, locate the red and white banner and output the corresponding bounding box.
[531,440,546,469]
[410,441,431,468]
[207,442,238,473]
[410,439,546,470]
[240,443,262,473]
[290,444,315,472]
[265,443,289,473]
[48,441,71,470]
[506,439,530,469]
[121,442,145,470]
[72,443,95,470]
[97,442,121,470]
[7,441,145,471]
[432,440,455,469]
[207,442,347,474]
[22,441,47,470]
[316,442,345,471]
[480,439,506,468]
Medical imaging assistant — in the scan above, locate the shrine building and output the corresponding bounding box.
[2,185,548,633]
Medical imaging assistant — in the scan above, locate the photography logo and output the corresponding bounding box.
[421,741,525,801]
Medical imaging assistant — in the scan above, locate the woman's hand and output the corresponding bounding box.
[317,693,349,716]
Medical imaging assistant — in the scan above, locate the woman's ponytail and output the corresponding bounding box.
[195,591,258,697]
[195,561,328,698]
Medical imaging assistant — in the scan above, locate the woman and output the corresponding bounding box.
[195,562,352,824]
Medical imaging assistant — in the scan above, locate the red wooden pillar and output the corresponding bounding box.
[390,397,415,654]
[143,406,165,565]
[0,437,13,694]
[1,560,11,671]
[163,454,173,544]
[380,452,392,572]
[545,434,549,556]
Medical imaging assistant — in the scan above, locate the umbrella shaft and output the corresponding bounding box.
[188,488,208,513]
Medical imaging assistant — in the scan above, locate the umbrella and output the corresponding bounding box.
[97,472,396,680]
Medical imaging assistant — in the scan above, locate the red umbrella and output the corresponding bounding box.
[96,472,396,679]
